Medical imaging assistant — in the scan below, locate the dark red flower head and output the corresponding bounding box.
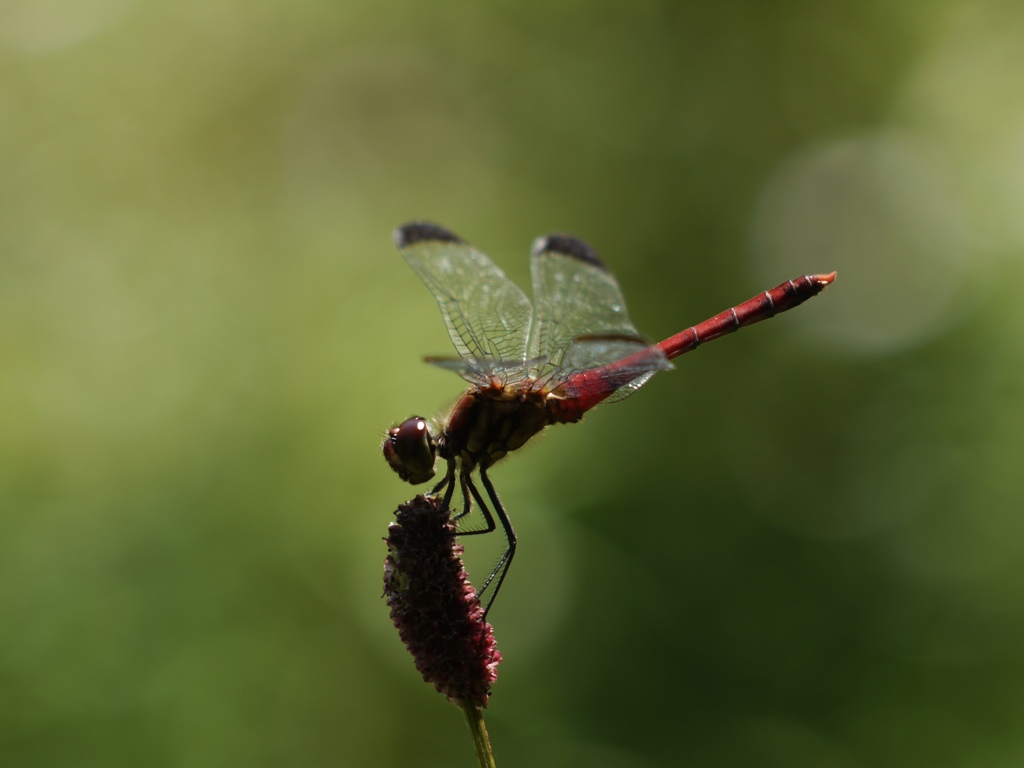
[383,495,501,708]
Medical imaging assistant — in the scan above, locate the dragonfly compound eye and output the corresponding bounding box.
[383,416,437,485]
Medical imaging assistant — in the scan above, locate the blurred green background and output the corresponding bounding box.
[3,1,1024,766]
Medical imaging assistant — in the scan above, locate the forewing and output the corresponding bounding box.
[395,223,532,366]
[528,234,646,369]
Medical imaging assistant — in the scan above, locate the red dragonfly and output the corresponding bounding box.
[384,222,834,617]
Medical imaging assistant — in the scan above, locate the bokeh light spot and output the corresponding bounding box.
[752,132,973,355]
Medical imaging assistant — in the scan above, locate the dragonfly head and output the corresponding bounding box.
[383,416,437,485]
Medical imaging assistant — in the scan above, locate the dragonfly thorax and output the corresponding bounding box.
[442,384,557,471]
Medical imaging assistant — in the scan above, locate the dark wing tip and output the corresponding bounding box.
[394,222,464,249]
[531,233,606,270]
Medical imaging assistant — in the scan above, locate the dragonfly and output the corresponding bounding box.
[384,221,834,618]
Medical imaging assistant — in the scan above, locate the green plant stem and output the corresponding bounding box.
[460,701,497,768]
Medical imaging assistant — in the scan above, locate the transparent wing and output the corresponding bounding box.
[423,355,535,388]
[395,222,533,367]
[527,234,647,369]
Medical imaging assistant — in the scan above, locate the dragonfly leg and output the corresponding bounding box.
[461,467,516,620]
[431,459,457,512]
[455,467,492,531]
[452,465,480,523]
